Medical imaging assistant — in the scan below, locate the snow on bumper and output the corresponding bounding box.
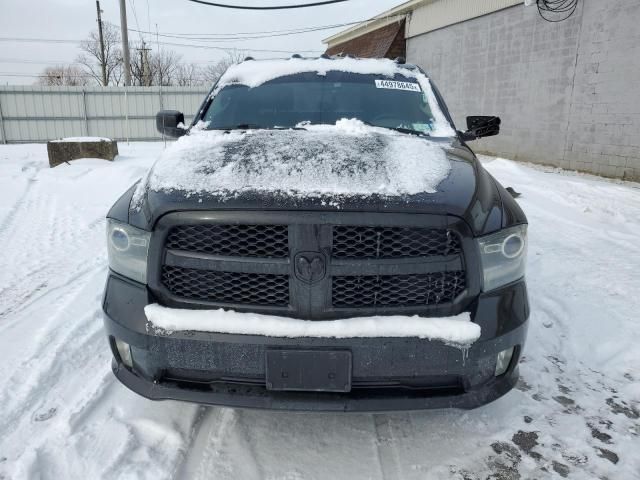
[144,304,481,345]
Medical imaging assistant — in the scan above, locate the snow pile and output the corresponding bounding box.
[2,142,640,479]
[132,119,452,207]
[213,57,455,138]
[145,304,479,344]
[50,136,112,142]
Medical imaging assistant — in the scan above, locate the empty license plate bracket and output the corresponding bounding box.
[265,350,352,392]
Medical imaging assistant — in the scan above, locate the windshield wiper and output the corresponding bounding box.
[272,126,307,130]
[213,123,263,131]
[388,126,430,137]
[359,121,429,137]
[213,124,307,131]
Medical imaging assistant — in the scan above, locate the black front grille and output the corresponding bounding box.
[156,216,469,317]
[332,272,466,308]
[332,226,461,259]
[166,224,288,258]
[162,265,289,306]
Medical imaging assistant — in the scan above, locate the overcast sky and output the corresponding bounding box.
[0,0,402,85]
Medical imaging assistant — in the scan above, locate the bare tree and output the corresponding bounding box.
[76,23,122,86]
[37,65,89,86]
[129,45,182,86]
[175,63,205,87]
[202,51,247,85]
[152,49,183,86]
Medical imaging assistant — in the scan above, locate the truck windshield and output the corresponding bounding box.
[202,71,444,135]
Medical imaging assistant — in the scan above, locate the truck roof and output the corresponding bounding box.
[213,56,424,93]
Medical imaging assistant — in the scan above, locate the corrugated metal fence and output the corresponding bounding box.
[0,86,210,143]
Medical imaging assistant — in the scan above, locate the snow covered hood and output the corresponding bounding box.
[133,120,453,208]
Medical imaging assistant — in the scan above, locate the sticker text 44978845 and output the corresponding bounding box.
[374,80,422,92]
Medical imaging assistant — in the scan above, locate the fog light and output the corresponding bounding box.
[495,347,515,376]
[115,338,133,368]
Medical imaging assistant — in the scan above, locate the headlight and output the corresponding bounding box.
[106,219,150,284]
[477,225,527,292]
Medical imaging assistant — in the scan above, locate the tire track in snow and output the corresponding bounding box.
[178,408,239,480]
[0,144,179,480]
[372,414,404,480]
[0,162,40,238]
[0,261,104,329]
[0,307,107,437]
[0,160,111,322]
[172,406,209,480]
[0,267,108,448]
[230,409,266,479]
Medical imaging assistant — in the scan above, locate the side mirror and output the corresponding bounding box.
[460,116,501,141]
[156,110,186,137]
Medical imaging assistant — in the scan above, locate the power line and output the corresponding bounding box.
[185,0,350,10]
[0,71,95,78]
[145,0,152,33]
[0,36,321,54]
[536,0,579,22]
[154,39,321,53]
[0,37,80,44]
[127,19,364,38]
[0,70,214,79]
[0,57,266,66]
[126,20,365,42]
[127,0,144,42]
[0,58,82,65]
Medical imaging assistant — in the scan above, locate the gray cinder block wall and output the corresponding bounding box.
[407,0,640,181]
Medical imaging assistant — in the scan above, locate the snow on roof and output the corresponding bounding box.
[131,119,453,208]
[212,57,455,138]
[145,304,480,345]
[217,57,409,90]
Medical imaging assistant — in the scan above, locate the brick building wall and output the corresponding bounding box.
[407,0,640,180]
[326,21,406,59]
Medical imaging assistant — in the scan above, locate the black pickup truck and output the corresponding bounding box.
[102,56,529,411]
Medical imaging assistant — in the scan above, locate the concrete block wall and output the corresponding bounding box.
[407,0,640,181]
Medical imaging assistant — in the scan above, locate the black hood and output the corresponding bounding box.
[125,130,504,236]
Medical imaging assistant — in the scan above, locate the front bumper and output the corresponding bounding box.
[103,272,529,412]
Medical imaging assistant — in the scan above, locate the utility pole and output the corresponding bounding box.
[140,41,152,86]
[119,0,131,86]
[96,1,107,86]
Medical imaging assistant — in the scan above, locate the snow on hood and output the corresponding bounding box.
[145,304,480,345]
[132,119,452,208]
[212,57,456,138]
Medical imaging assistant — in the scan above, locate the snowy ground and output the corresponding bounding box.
[0,142,639,480]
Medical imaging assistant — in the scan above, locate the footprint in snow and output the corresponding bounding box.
[588,422,613,444]
[596,447,619,465]
[606,397,639,419]
[512,430,543,461]
[551,461,571,478]
[515,378,532,392]
[32,407,57,422]
[552,395,582,413]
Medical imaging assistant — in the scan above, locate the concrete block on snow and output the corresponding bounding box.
[47,137,118,168]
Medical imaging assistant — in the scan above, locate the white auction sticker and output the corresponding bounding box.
[375,80,421,92]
